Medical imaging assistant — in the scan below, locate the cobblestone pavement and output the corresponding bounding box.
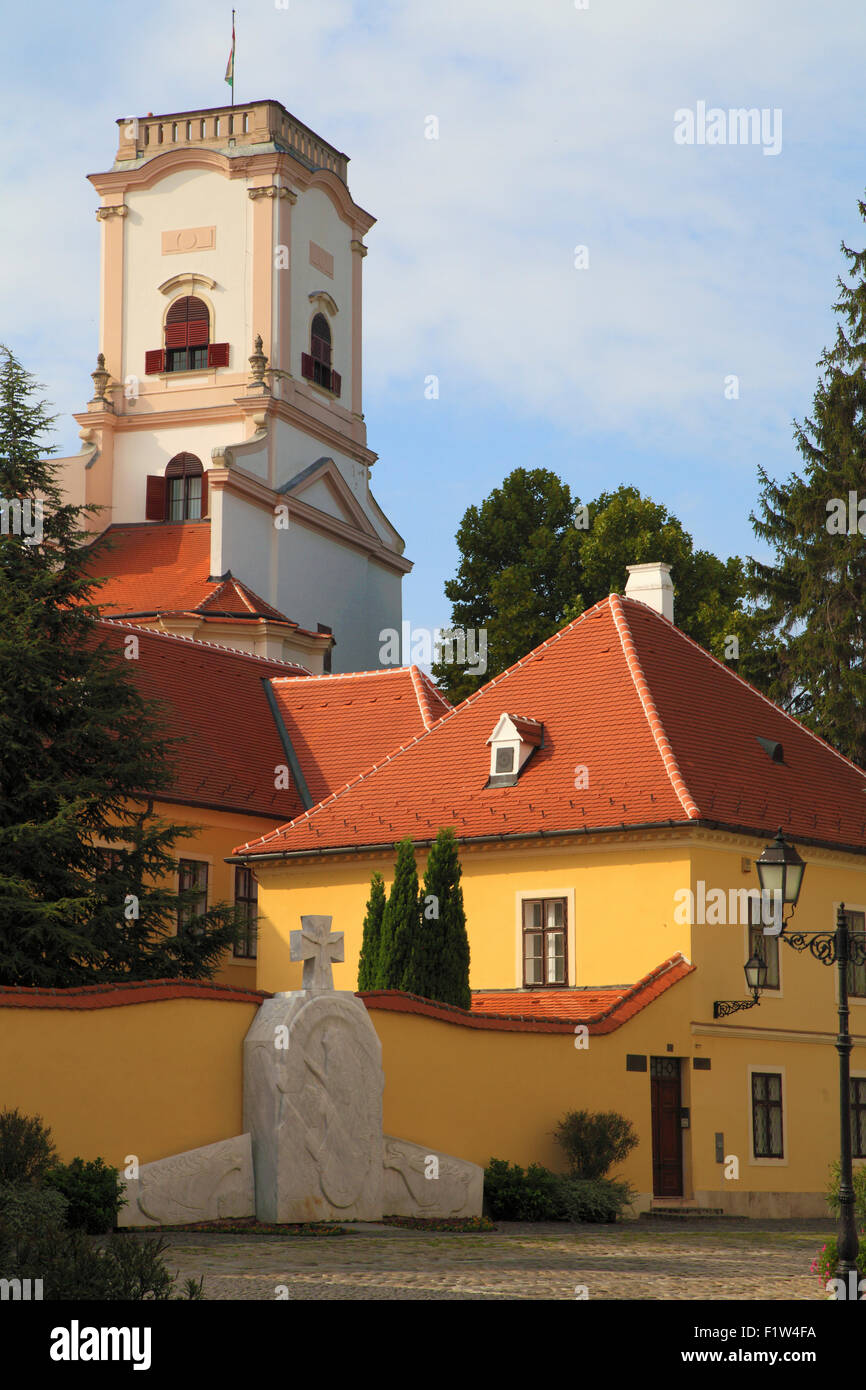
[151,1219,832,1301]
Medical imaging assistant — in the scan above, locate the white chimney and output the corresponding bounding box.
[624,562,674,623]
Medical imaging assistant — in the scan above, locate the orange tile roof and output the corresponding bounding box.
[360,954,694,1034]
[98,620,311,820]
[268,667,452,806]
[85,522,321,636]
[96,622,447,821]
[234,593,866,858]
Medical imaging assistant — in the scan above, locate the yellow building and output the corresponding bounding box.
[231,569,866,1216]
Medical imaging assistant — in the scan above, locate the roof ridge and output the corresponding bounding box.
[271,664,441,687]
[96,618,311,674]
[609,594,700,820]
[408,664,434,730]
[621,595,866,784]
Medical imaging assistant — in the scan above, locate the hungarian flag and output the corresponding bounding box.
[224,15,235,89]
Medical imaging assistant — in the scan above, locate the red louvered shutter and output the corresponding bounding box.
[301,352,314,381]
[164,322,189,348]
[200,471,208,517]
[207,342,229,368]
[187,317,209,346]
[145,476,166,521]
[330,370,341,398]
[144,349,165,375]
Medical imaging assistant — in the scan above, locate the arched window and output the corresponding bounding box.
[301,314,341,397]
[144,298,229,376]
[164,296,210,372]
[165,453,204,521]
[144,453,207,522]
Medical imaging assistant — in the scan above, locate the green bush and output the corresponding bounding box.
[0,1108,57,1185]
[483,1159,635,1222]
[554,1176,635,1223]
[553,1110,638,1180]
[0,1112,198,1299]
[44,1157,125,1234]
[0,1184,201,1300]
[0,1181,69,1269]
[483,1159,562,1221]
[826,1162,866,1225]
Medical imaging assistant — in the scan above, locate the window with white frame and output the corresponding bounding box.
[522,898,566,986]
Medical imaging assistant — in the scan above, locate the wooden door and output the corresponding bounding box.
[651,1057,683,1197]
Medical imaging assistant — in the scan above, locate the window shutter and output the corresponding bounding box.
[200,471,208,517]
[144,349,165,375]
[330,370,341,398]
[145,475,166,521]
[187,317,209,347]
[301,352,314,381]
[207,342,229,368]
[164,322,188,348]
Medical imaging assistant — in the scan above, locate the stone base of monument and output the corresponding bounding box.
[243,988,385,1223]
[383,1136,484,1218]
[119,1134,255,1228]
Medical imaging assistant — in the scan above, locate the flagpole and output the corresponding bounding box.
[231,10,235,107]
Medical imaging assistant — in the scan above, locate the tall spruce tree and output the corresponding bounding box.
[747,198,866,765]
[377,839,420,990]
[405,826,471,1009]
[0,346,242,986]
[357,871,386,989]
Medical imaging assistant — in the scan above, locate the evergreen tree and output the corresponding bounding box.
[747,197,866,764]
[405,826,471,1010]
[433,473,747,702]
[377,839,420,990]
[0,346,242,986]
[357,871,386,989]
[432,468,580,703]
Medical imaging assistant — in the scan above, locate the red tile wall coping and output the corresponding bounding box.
[0,979,272,1010]
[0,953,692,1030]
[360,953,694,1035]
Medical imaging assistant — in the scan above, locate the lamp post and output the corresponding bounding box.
[756,828,865,1294]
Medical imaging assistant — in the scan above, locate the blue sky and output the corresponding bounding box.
[3,0,866,634]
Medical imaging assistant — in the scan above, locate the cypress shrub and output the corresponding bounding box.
[357,871,386,989]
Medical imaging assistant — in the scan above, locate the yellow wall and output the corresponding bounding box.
[0,997,258,1169]
[3,975,857,1214]
[150,800,281,989]
[686,838,866,1036]
[253,838,694,995]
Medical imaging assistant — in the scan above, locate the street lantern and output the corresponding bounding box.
[744,952,768,993]
[714,952,768,1019]
[756,827,806,913]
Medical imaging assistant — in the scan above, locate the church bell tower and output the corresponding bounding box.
[59,100,410,674]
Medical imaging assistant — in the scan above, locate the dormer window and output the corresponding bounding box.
[486,713,543,787]
[144,295,229,375]
[301,312,341,396]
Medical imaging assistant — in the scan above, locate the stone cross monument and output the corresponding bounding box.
[243,916,385,1222]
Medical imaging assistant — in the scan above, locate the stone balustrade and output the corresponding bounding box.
[115,100,348,181]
